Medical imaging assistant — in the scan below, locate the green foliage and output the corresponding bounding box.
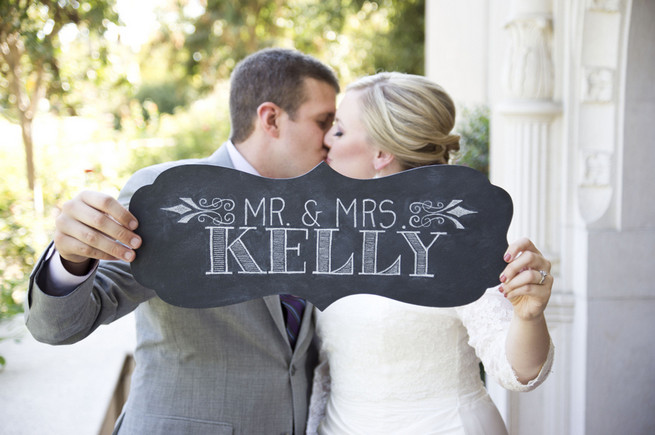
[0,0,121,116]
[356,0,425,75]
[0,131,132,337]
[0,156,46,367]
[142,0,425,96]
[135,80,193,116]
[113,0,426,145]
[123,121,227,175]
[0,189,36,323]
[453,106,490,177]
[166,118,228,162]
[122,91,232,176]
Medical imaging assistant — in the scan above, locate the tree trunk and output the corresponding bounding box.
[21,115,36,191]
[2,33,43,196]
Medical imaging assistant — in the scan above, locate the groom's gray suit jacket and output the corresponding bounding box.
[25,145,318,435]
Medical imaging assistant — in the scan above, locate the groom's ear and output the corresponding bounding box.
[257,102,282,138]
[373,149,396,172]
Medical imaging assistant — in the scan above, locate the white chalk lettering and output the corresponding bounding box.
[206,226,265,275]
[362,199,377,228]
[270,197,285,226]
[244,198,265,226]
[267,228,308,274]
[379,199,397,229]
[313,228,355,275]
[359,230,401,275]
[302,200,322,227]
[399,231,446,277]
[205,226,441,278]
[336,198,398,229]
[336,198,356,228]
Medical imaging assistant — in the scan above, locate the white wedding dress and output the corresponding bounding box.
[307,288,554,435]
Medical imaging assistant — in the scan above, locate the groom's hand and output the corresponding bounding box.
[54,191,142,275]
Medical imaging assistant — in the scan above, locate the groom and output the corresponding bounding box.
[25,48,339,434]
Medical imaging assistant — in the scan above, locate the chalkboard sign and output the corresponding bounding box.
[129,162,513,310]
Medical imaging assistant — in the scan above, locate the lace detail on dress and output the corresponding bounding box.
[456,286,554,392]
[307,344,330,435]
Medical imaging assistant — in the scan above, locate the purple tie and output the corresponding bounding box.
[279,294,306,348]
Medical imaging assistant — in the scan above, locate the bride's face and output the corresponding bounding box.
[324,90,379,179]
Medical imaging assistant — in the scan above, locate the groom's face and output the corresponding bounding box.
[273,78,336,178]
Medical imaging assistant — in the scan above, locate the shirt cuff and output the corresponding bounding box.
[44,245,98,296]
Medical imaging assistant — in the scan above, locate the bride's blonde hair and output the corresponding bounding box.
[347,72,460,168]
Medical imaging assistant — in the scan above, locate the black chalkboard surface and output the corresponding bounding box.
[129,162,513,310]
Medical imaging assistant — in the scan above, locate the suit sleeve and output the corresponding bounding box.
[24,165,164,345]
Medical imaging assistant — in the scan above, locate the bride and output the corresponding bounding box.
[307,72,554,434]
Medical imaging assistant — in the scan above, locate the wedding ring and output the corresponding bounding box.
[538,270,548,285]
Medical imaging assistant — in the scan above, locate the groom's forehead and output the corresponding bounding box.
[299,79,337,106]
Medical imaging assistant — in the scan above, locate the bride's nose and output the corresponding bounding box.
[324,126,335,148]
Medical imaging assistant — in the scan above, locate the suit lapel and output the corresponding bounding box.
[264,295,288,346]
[206,143,233,167]
[293,302,314,356]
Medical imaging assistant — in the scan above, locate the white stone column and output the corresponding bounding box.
[493,102,559,248]
[489,1,570,434]
[493,0,560,250]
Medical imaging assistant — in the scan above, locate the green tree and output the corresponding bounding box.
[121,0,426,173]
[139,0,424,98]
[0,0,119,198]
[366,0,424,75]
[454,106,490,177]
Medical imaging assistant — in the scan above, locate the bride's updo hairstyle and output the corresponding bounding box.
[347,72,460,168]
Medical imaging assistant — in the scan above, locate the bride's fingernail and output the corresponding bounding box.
[504,253,511,262]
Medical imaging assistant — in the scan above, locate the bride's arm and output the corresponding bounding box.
[506,314,551,383]
[456,238,555,391]
[500,238,553,383]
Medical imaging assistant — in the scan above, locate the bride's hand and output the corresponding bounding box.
[499,237,552,321]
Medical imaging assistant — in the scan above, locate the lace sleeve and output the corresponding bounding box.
[456,287,554,392]
[306,346,331,435]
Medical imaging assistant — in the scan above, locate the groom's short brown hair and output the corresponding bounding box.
[229,48,340,144]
